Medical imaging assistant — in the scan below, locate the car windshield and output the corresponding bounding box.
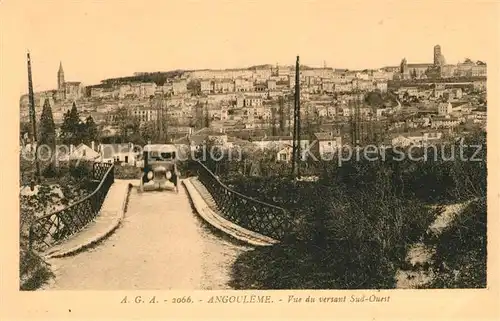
[147,151,175,161]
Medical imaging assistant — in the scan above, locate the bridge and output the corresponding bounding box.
[27,161,291,290]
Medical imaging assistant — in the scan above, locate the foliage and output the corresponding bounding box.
[99,70,184,86]
[19,160,106,290]
[421,198,486,288]
[140,122,156,144]
[38,99,56,148]
[228,168,438,289]
[20,184,65,236]
[20,122,31,137]
[114,164,142,179]
[60,102,99,145]
[114,106,138,140]
[83,115,99,144]
[60,102,82,145]
[20,160,94,234]
[364,90,385,107]
[224,130,486,289]
[204,105,211,128]
[19,244,54,290]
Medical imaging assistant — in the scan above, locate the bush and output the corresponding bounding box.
[231,239,396,289]
[19,243,54,290]
[225,132,487,289]
[114,164,141,179]
[19,160,109,290]
[421,198,487,288]
[68,160,92,179]
[226,159,440,289]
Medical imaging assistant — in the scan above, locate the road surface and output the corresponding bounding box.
[44,185,250,290]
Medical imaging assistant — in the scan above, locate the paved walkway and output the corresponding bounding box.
[43,179,134,259]
[184,177,279,246]
[42,183,250,290]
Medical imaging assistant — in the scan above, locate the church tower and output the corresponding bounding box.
[57,61,65,90]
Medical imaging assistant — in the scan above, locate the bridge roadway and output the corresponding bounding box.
[44,184,250,290]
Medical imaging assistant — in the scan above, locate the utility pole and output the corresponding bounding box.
[27,51,41,184]
[155,94,169,143]
[278,95,285,135]
[160,97,164,143]
[351,91,363,147]
[166,96,169,143]
[287,94,292,135]
[357,95,362,146]
[291,55,301,178]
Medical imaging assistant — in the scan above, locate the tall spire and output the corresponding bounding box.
[57,61,65,91]
[58,61,64,73]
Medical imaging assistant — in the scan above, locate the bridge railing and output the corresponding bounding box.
[192,160,292,240]
[28,162,115,251]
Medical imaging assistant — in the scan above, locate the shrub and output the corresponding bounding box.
[68,160,92,179]
[19,243,54,290]
[208,131,486,289]
[114,164,142,179]
[226,160,440,289]
[224,132,488,289]
[421,198,487,288]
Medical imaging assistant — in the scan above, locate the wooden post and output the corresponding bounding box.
[292,56,301,178]
[27,51,41,184]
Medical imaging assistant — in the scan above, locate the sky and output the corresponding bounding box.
[2,0,499,94]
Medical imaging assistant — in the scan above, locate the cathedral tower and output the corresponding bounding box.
[57,61,65,90]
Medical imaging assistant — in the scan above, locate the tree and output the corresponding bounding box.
[271,106,278,136]
[84,115,98,144]
[279,96,286,135]
[140,121,157,143]
[364,91,384,107]
[411,68,417,79]
[114,106,140,141]
[192,101,204,130]
[20,122,31,144]
[204,105,211,128]
[60,102,82,145]
[39,99,56,147]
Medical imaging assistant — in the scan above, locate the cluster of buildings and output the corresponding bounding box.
[20,44,487,158]
[389,45,487,80]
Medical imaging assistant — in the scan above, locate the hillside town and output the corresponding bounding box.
[19,44,487,164]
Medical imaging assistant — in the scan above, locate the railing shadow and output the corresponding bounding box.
[28,162,115,251]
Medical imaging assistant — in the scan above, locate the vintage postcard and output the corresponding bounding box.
[1,0,499,320]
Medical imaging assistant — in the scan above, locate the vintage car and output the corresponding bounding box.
[138,144,180,193]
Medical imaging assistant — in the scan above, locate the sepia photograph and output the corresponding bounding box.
[2,0,499,319]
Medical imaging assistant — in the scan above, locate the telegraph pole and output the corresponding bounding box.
[27,51,41,184]
[159,97,163,143]
[291,56,301,178]
[351,91,363,147]
[165,97,168,144]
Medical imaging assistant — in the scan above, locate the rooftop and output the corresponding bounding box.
[314,132,341,141]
